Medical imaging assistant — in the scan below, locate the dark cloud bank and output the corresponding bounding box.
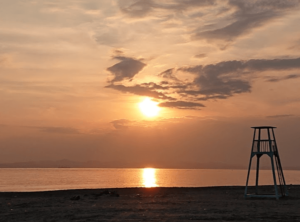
[106,56,300,109]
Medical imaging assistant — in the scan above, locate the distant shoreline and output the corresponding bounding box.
[1,166,300,170]
[0,159,256,169]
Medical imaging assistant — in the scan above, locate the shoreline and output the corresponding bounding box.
[1,183,298,193]
[1,185,300,221]
[0,185,247,193]
[0,184,298,193]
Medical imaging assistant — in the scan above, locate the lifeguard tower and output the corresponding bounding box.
[244,126,288,199]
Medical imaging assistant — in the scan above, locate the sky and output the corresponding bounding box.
[1,0,300,168]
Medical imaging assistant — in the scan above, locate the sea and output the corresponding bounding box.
[0,168,299,192]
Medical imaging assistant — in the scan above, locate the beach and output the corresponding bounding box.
[1,185,299,221]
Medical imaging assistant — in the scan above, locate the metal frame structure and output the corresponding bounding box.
[244,126,288,200]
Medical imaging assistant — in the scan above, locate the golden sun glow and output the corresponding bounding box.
[139,98,160,117]
[142,168,157,188]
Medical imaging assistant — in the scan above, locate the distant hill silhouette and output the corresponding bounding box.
[0,159,298,170]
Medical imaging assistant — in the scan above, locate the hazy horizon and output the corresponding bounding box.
[1,0,300,169]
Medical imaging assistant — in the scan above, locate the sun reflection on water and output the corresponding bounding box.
[142,168,157,187]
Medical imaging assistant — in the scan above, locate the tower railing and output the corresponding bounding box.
[252,140,276,153]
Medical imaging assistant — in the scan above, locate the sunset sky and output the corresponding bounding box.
[1,0,300,168]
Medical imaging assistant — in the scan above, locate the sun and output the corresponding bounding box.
[139,97,160,117]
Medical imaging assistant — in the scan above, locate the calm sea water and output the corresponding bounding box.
[0,168,299,192]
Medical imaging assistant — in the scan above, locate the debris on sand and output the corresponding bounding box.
[93,190,120,198]
[70,195,80,200]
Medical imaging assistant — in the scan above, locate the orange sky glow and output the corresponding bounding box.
[0,0,300,169]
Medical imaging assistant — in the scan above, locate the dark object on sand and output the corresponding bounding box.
[245,126,288,199]
[70,195,80,200]
[109,191,120,197]
[93,190,120,198]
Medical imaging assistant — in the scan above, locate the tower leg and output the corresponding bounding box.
[255,155,261,195]
[272,128,288,196]
[244,155,253,198]
[270,154,279,200]
[275,154,288,196]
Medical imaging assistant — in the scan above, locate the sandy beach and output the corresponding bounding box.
[1,185,300,221]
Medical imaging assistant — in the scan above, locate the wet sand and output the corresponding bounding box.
[1,185,300,221]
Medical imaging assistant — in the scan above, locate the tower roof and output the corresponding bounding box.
[251,126,276,129]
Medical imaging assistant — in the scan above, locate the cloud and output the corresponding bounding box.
[34,127,81,134]
[105,84,175,100]
[180,57,300,98]
[245,57,300,71]
[118,0,300,50]
[180,61,251,98]
[158,101,205,109]
[118,0,154,18]
[178,80,251,99]
[196,95,228,101]
[157,0,216,11]
[158,68,180,81]
[193,12,274,44]
[107,56,146,83]
[266,114,294,118]
[265,74,300,82]
[0,80,73,95]
[194,54,206,59]
[118,0,216,18]
[106,57,300,109]
[110,119,133,130]
[192,0,300,47]
[112,49,125,56]
[192,72,251,97]
[183,57,300,74]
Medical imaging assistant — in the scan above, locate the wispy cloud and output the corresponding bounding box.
[118,0,154,18]
[265,74,300,82]
[118,0,216,18]
[158,101,205,109]
[110,119,134,130]
[266,114,294,118]
[192,0,300,48]
[31,126,81,134]
[158,68,180,81]
[105,84,175,100]
[194,54,207,59]
[117,0,300,50]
